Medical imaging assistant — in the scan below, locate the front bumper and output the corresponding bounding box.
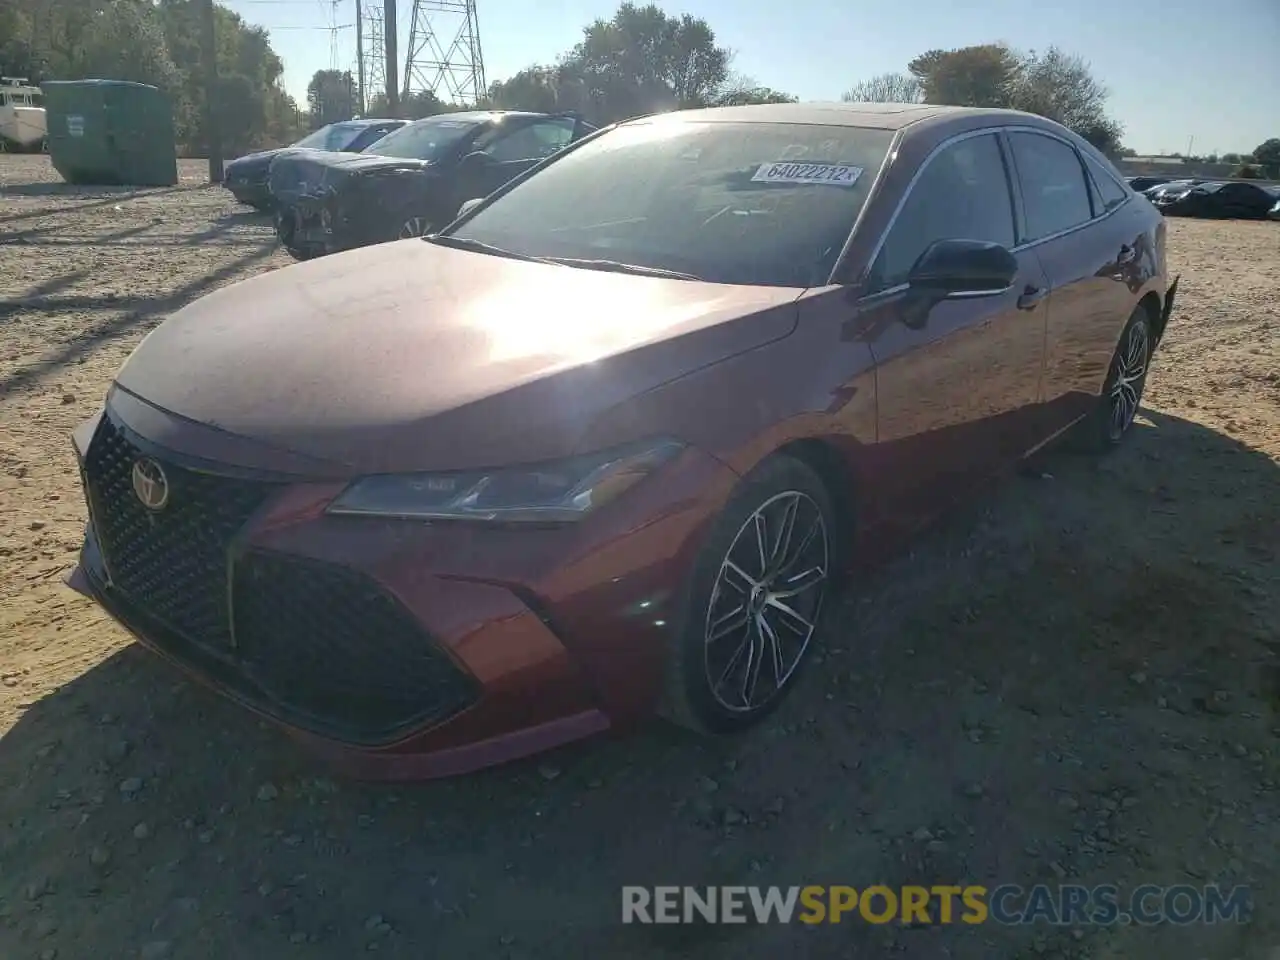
[224,177,271,207]
[65,398,735,779]
[274,198,339,256]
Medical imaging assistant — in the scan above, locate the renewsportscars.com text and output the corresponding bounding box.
[621,884,1252,926]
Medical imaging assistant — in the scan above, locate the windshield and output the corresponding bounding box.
[362,116,480,160]
[293,122,371,152]
[444,119,896,288]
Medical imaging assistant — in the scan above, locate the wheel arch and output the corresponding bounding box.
[760,437,859,566]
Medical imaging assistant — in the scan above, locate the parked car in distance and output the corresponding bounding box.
[1125,175,1172,192]
[269,110,598,260]
[223,119,406,209]
[65,102,1177,780]
[1151,180,1278,219]
[1143,179,1203,201]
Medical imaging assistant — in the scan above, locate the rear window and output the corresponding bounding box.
[447,119,896,287]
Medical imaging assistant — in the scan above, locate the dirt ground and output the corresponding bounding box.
[1,154,1277,960]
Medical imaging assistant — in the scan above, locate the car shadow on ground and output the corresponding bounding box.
[0,410,1276,960]
[0,186,186,227]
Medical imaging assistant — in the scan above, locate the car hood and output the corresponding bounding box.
[269,151,433,203]
[113,240,801,474]
[230,148,284,166]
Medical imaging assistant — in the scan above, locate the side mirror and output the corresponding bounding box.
[907,239,1018,296]
[457,196,485,217]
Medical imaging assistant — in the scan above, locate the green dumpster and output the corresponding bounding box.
[41,80,178,187]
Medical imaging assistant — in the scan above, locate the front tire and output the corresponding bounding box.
[660,456,838,734]
[1072,306,1153,453]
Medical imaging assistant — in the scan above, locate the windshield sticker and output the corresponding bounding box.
[750,161,863,187]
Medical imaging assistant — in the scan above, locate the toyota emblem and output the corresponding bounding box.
[131,458,170,511]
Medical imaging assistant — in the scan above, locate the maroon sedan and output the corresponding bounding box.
[65,103,1177,780]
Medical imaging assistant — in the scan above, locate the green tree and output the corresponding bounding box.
[0,0,302,153]
[1251,138,1280,177]
[564,2,731,122]
[488,65,573,113]
[1007,47,1123,154]
[306,69,356,128]
[904,43,1124,153]
[908,44,1019,108]
[365,89,447,119]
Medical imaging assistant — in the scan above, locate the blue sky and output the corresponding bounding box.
[227,0,1279,156]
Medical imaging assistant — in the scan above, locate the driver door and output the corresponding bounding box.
[456,116,579,201]
[858,131,1048,530]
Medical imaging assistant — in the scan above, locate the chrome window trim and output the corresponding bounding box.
[1001,126,1133,245]
[824,125,908,286]
[857,127,1009,290]
[855,122,1134,303]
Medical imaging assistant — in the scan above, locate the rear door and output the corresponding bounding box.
[859,130,1049,529]
[1005,130,1139,432]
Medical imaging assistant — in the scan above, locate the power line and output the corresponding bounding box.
[260,23,355,29]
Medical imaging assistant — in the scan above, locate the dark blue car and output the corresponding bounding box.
[223,119,406,209]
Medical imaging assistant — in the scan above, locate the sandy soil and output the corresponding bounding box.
[1,154,1278,960]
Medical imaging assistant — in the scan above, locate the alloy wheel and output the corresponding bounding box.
[703,490,829,713]
[399,216,433,239]
[1108,320,1150,440]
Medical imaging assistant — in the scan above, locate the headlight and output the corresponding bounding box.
[327,439,684,522]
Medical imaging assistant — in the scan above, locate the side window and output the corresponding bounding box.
[478,119,575,163]
[1008,132,1093,241]
[871,133,1016,291]
[1083,153,1128,213]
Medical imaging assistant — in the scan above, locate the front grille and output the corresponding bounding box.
[80,414,477,744]
[233,551,477,743]
[82,415,275,651]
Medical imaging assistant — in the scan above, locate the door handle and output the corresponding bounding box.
[1016,285,1047,311]
[1116,244,1137,265]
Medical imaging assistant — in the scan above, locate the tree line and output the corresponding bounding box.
[4,0,1275,170]
[0,0,308,152]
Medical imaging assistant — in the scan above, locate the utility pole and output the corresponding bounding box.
[198,0,223,182]
[384,0,400,117]
[355,0,366,115]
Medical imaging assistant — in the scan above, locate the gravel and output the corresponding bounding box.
[0,154,1277,959]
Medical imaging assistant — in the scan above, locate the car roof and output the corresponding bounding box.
[637,101,1045,131]
[405,110,559,125]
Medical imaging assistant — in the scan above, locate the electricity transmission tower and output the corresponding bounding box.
[403,0,486,106]
[355,0,387,113]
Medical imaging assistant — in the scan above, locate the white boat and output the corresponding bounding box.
[0,77,47,151]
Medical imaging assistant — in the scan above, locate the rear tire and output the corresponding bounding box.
[660,455,840,734]
[1069,305,1153,454]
